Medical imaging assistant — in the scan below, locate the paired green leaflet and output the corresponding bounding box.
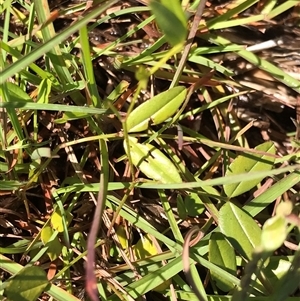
[126,86,186,133]
[124,86,186,183]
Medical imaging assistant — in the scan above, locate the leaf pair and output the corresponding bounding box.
[126,86,186,133]
[124,87,186,183]
[123,0,189,183]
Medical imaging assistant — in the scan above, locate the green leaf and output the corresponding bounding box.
[133,234,171,291]
[4,266,50,301]
[209,232,237,292]
[109,226,125,262]
[269,254,300,301]
[124,256,182,297]
[126,86,186,132]
[41,225,62,261]
[31,147,53,160]
[0,254,81,301]
[261,215,287,252]
[54,111,91,124]
[135,66,150,89]
[6,82,32,103]
[243,172,300,217]
[115,225,128,250]
[0,1,118,84]
[124,137,182,183]
[0,180,26,190]
[0,239,41,255]
[184,192,205,217]
[219,202,261,260]
[188,54,234,76]
[134,234,158,259]
[0,101,106,115]
[224,141,276,197]
[176,194,187,220]
[150,0,187,47]
[36,79,51,104]
[51,210,72,233]
[264,257,291,286]
[105,80,130,105]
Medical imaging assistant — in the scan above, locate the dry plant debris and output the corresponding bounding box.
[0,1,300,301]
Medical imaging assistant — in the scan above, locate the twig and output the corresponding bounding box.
[86,140,109,301]
[170,0,207,88]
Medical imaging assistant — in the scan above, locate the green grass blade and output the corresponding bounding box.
[0,0,118,84]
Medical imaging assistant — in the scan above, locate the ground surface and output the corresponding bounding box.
[1,1,300,301]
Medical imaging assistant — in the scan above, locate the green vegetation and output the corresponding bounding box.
[1,0,300,300]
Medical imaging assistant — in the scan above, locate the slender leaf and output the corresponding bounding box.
[0,1,118,84]
[0,101,106,114]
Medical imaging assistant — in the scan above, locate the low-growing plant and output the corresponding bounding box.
[0,0,300,301]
